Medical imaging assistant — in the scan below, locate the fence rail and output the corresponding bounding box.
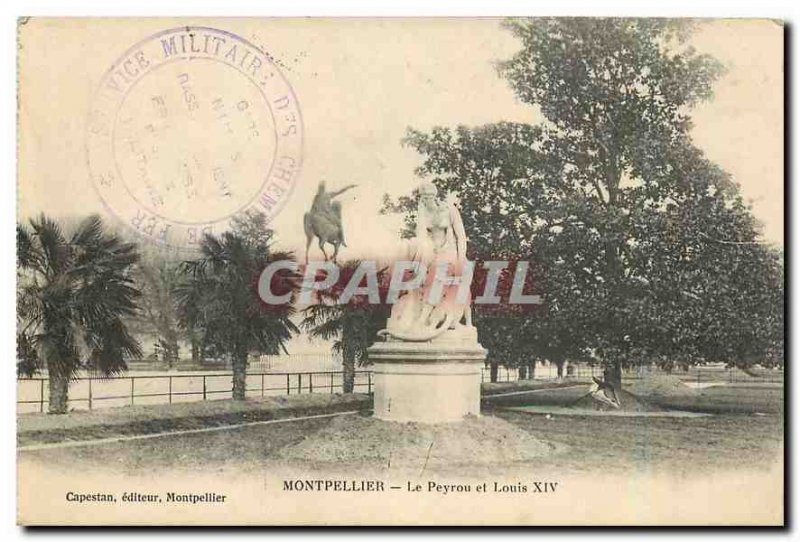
[18,365,783,413]
[480,365,603,383]
[17,370,373,414]
[620,366,785,384]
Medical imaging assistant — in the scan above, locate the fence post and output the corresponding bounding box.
[40,379,45,413]
[297,373,302,394]
[261,374,265,397]
[203,376,207,401]
[168,376,173,404]
[286,374,290,395]
[130,377,135,406]
[368,372,372,394]
[88,378,93,410]
[330,372,334,394]
[309,373,313,394]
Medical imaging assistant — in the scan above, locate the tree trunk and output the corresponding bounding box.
[48,371,69,414]
[604,361,622,390]
[165,335,179,369]
[490,361,499,383]
[232,351,248,400]
[191,341,198,363]
[190,334,201,363]
[518,366,528,380]
[342,348,356,394]
[556,360,564,379]
[528,361,536,380]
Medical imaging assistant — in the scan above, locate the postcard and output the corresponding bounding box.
[16,17,784,525]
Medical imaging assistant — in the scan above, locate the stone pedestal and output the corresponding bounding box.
[367,327,487,423]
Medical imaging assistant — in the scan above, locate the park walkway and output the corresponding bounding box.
[18,379,589,448]
[18,394,371,448]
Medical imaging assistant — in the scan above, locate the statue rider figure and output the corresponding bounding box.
[304,181,357,262]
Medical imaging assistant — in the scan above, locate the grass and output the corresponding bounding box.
[490,408,782,475]
[486,380,784,414]
[18,394,370,447]
[650,385,784,414]
[18,383,783,478]
[481,378,592,395]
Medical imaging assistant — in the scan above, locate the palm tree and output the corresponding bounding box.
[301,261,389,393]
[175,225,298,400]
[133,250,182,368]
[17,215,142,414]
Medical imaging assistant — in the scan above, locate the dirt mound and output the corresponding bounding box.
[571,386,664,412]
[278,413,560,467]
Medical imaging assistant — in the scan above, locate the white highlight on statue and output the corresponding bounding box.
[368,182,488,423]
[378,182,475,342]
[385,260,427,304]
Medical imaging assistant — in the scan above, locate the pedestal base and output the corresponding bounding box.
[367,328,487,423]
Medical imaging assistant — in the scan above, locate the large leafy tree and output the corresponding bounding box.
[382,124,552,382]
[390,18,783,388]
[301,261,390,393]
[642,178,785,370]
[17,215,143,413]
[175,212,298,400]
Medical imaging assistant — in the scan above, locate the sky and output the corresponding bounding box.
[18,18,784,258]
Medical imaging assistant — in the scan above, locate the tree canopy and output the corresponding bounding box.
[301,260,390,393]
[386,18,783,384]
[17,214,142,413]
[175,211,298,399]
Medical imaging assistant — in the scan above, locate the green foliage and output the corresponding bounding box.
[230,209,274,254]
[132,252,182,365]
[175,223,297,359]
[499,18,724,139]
[387,18,783,379]
[16,214,143,381]
[301,260,390,393]
[174,212,298,398]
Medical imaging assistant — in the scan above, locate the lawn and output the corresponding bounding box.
[18,383,783,478]
[490,408,782,475]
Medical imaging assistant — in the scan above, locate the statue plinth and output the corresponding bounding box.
[367,327,487,423]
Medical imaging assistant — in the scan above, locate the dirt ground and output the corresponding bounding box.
[17,393,370,446]
[277,413,559,468]
[18,384,783,479]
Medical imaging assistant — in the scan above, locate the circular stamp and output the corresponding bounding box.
[86,26,303,249]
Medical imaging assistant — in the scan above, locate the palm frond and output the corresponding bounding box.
[174,225,300,362]
[16,214,142,383]
[29,214,69,278]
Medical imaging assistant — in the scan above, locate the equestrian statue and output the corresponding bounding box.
[304,181,357,263]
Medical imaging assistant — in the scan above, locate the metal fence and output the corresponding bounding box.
[480,364,603,383]
[480,364,784,384]
[126,353,344,373]
[18,364,782,413]
[618,365,784,384]
[670,367,782,385]
[17,370,372,414]
[20,365,578,413]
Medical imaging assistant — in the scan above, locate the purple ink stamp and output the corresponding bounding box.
[85,26,303,248]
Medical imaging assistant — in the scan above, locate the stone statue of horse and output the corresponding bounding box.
[304,182,357,263]
[304,210,345,263]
